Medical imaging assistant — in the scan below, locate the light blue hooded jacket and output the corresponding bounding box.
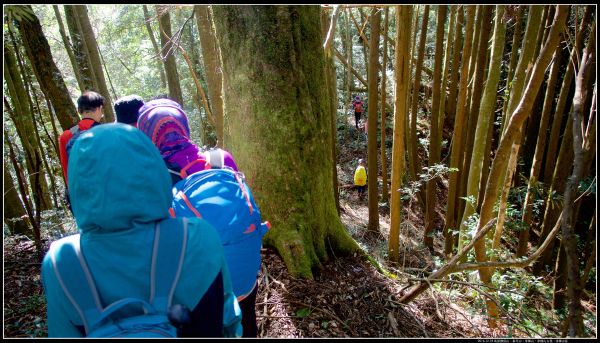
[41,123,242,337]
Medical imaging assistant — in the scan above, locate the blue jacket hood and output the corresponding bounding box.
[67,123,172,234]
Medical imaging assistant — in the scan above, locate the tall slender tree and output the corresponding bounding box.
[424,5,447,249]
[444,5,475,256]
[367,8,381,233]
[64,5,96,91]
[388,5,412,262]
[53,5,84,91]
[407,5,429,192]
[380,7,390,203]
[195,5,225,147]
[72,5,115,122]
[142,4,167,90]
[156,5,183,105]
[473,6,568,326]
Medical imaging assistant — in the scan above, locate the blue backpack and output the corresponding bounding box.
[170,168,269,299]
[50,220,186,337]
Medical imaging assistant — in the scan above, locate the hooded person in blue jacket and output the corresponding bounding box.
[41,123,242,337]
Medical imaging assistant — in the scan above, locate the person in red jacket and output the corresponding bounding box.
[58,91,105,187]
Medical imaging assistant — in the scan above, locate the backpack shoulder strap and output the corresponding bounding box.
[150,218,188,312]
[50,235,103,334]
[65,124,82,158]
[206,149,223,169]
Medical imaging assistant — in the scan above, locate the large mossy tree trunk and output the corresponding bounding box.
[212,6,358,278]
[17,5,78,131]
[4,44,52,212]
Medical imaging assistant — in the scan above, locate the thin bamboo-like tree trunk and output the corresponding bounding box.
[560,25,594,336]
[322,6,341,215]
[473,6,568,326]
[53,5,84,91]
[445,6,464,126]
[156,5,184,105]
[388,5,412,263]
[456,5,492,228]
[407,5,429,190]
[367,7,381,233]
[424,5,447,249]
[380,7,390,203]
[457,6,507,255]
[499,6,524,139]
[542,6,592,184]
[438,6,456,131]
[143,5,167,89]
[443,5,475,256]
[491,6,544,255]
[517,37,564,256]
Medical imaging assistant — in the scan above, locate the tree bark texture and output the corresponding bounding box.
[212,5,359,278]
[64,5,96,92]
[4,44,52,211]
[195,5,226,147]
[445,6,464,126]
[17,5,78,130]
[388,5,412,263]
[380,7,389,203]
[457,5,493,228]
[542,6,592,184]
[156,5,184,105]
[474,5,568,326]
[321,6,341,215]
[517,36,564,256]
[560,23,594,336]
[438,5,456,131]
[407,5,429,189]
[444,5,475,256]
[53,5,84,92]
[142,5,167,90]
[72,5,115,122]
[458,6,507,254]
[367,8,380,233]
[3,166,31,236]
[424,5,447,249]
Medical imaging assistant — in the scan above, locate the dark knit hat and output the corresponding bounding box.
[114,95,144,125]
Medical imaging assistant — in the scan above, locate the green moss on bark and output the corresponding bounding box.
[213,6,358,278]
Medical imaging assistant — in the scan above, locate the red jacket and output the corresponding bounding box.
[58,118,100,186]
